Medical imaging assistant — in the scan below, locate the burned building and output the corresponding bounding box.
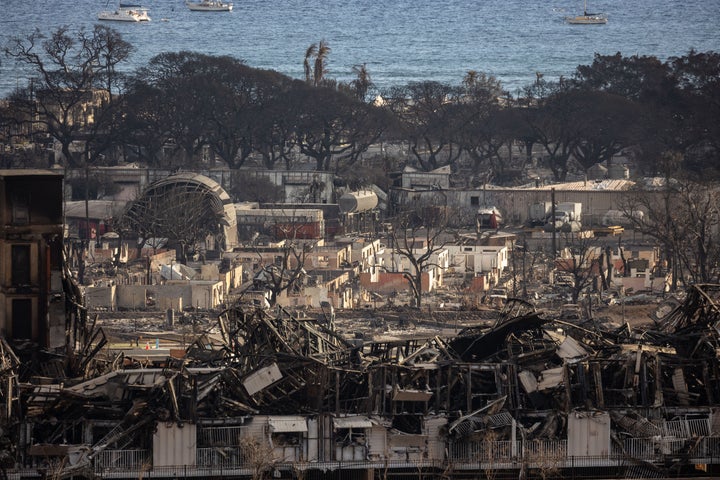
[0,169,65,348]
[0,175,719,479]
[2,281,720,479]
[120,173,238,260]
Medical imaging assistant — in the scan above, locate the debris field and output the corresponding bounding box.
[3,285,720,479]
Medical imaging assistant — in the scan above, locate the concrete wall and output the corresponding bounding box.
[116,285,148,309]
[217,264,242,291]
[360,271,435,295]
[426,417,448,461]
[84,285,116,310]
[190,281,224,309]
[295,286,329,308]
[155,283,192,311]
[150,251,175,273]
[360,272,405,294]
[393,184,654,228]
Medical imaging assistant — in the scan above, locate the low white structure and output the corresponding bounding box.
[446,244,508,277]
[401,165,451,190]
[377,247,449,293]
[84,279,224,310]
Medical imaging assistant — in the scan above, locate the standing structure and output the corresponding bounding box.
[0,170,65,348]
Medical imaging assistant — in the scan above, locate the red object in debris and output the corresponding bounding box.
[489,212,498,229]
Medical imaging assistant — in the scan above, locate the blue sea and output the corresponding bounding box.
[0,0,718,98]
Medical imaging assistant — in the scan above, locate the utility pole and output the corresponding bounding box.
[512,240,517,297]
[522,239,528,299]
[550,188,557,261]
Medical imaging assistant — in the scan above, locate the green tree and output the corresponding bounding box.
[667,50,720,178]
[385,81,464,171]
[125,51,211,167]
[572,52,673,102]
[569,90,642,172]
[291,83,387,171]
[520,86,584,181]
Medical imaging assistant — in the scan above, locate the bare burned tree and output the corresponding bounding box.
[557,234,603,303]
[621,175,720,288]
[4,26,132,168]
[251,220,310,306]
[238,436,276,480]
[388,201,451,308]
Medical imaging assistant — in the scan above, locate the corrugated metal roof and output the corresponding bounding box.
[517,179,635,191]
[268,416,308,432]
[153,423,197,467]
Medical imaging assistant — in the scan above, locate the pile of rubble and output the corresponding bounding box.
[3,285,720,478]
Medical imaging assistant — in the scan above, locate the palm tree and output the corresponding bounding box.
[463,70,479,89]
[313,40,331,86]
[351,63,372,101]
[303,43,317,84]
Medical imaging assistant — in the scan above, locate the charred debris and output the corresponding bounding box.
[3,285,720,478]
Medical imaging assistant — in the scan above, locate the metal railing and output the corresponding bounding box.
[88,437,720,477]
[197,425,246,447]
[94,449,150,471]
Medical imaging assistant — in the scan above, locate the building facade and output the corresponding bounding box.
[0,170,65,348]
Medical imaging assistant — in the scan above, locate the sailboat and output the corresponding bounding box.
[565,0,607,24]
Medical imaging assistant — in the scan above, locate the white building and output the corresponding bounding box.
[446,244,508,277]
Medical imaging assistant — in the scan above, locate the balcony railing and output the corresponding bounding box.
[88,436,720,477]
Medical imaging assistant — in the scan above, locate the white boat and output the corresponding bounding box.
[98,4,151,22]
[185,0,233,11]
[565,0,607,24]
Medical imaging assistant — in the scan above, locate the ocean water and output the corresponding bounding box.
[0,0,718,97]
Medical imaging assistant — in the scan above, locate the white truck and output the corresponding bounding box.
[527,201,553,227]
[544,202,582,232]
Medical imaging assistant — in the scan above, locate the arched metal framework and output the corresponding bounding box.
[121,173,236,254]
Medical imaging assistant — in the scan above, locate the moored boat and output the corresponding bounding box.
[98,4,151,22]
[565,0,607,24]
[565,13,607,24]
[185,0,233,11]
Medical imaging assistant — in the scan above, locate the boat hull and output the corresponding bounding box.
[186,1,233,11]
[565,15,607,24]
[98,8,150,22]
